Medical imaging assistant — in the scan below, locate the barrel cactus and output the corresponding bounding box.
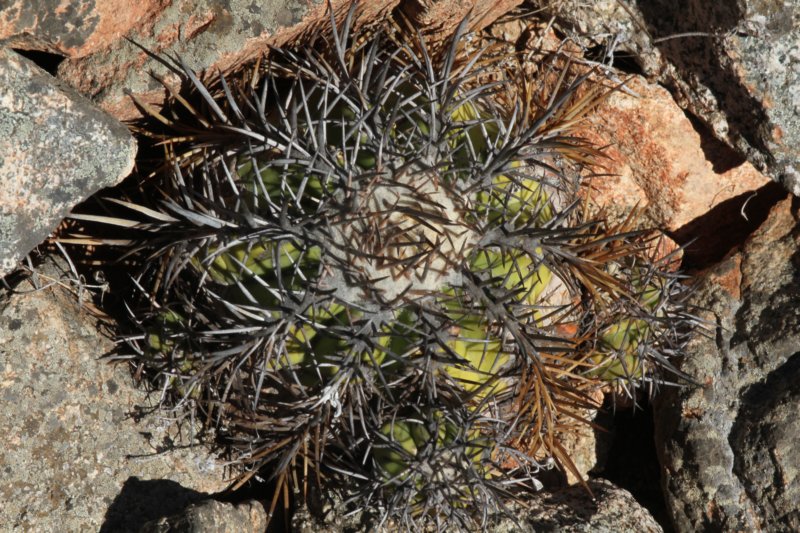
[65,5,693,531]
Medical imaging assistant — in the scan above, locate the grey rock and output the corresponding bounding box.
[730,362,800,532]
[537,1,800,196]
[654,197,800,532]
[54,0,345,120]
[532,0,664,75]
[292,478,662,532]
[139,499,268,533]
[519,478,663,533]
[0,259,225,532]
[0,48,135,278]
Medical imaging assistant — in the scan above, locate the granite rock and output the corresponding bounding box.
[292,478,662,532]
[51,0,522,122]
[0,260,226,532]
[519,478,663,533]
[0,48,135,278]
[537,0,800,197]
[0,0,169,58]
[581,75,770,231]
[139,499,268,533]
[55,0,351,121]
[654,196,800,532]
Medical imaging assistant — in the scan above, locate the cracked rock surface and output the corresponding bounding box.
[0,48,135,278]
[0,260,225,532]
[538,0,800,197]
[654,196,800,532]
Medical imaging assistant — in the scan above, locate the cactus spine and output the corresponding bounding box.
[65,5,694,531]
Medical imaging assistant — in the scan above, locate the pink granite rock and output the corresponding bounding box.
[50,0,519,121]
[0,48,135,278]
[581,76,770,232]
[0,0,168,58]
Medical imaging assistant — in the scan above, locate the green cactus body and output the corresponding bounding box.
[375,419,418,479]
[591,318,648,380]
[374,414,488,489]
[589,270,673,381]
[145,309,184,354]
[443,316,508,395]
[470,248,553,306]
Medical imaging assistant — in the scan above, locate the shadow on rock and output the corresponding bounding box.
[100,477,208,533]
[635,0,770,157]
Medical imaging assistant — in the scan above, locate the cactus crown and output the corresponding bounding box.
[63,5,694,531]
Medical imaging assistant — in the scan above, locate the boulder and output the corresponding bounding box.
[0,48,135,278]
[582,76,769,232]
[654,196,800,532]
[537,0,800,197]
[139,499,268,533]
[0,259,226,532]
[49,0,520,121]
[292,478,663,532]
[0,0,168,59]
[521,478,663,533]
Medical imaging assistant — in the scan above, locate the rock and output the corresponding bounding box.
[531,0,663,75]
[583,76,770,231]
[0,0,169,58]
[519,478,663,533]
[52,0,521,122]
[557,414,601,487]
[537,0,800,197]
[654,197,800,532]
[139,499,268,533]
[399,0,523,40]
[0,259,226,532]
[513,22,772,253]
[54,0,375,121]
[641,1,800,197]
[292,478,662,532]
[291,491,364,533]
[0,48,135,278]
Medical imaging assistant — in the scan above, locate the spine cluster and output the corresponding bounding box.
[66,6,694,530]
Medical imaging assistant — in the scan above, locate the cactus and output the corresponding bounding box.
[64,5,694,531]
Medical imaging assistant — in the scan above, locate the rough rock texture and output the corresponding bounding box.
[5,2,797,532]
[654,196,800,532]
[507,19,772,269]
[583,75,770,231]
[557,414,601,487]
[520,479,663,533]
[0,0,169,58]
[0,48,135,278]
[0,260,226,532]
[292,478,662,532]
[399,0,522,41]
[56,0,351,121]
[537,0,800,197]
[139,499,268,533]
[50,0,520,121]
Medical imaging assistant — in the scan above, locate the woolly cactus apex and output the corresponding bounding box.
[325,165,478,304]
[61,4,697,531]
